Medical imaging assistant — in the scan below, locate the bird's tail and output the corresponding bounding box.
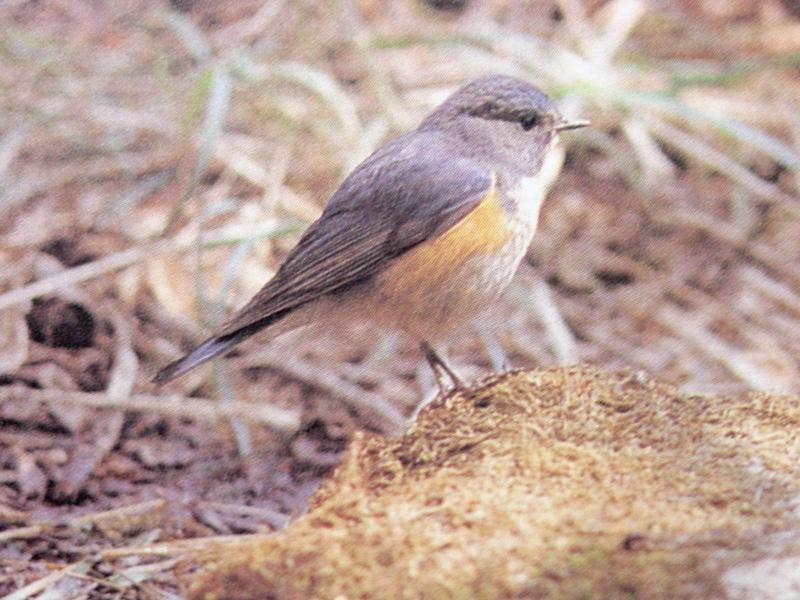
[152,314,284,384]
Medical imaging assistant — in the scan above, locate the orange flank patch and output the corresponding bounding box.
[377,183,510,295]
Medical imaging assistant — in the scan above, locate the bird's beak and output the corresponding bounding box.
[555,118,590,132]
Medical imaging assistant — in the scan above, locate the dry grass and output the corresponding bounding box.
[183,366,800,599]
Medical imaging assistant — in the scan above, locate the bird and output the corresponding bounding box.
[153,74,588,391]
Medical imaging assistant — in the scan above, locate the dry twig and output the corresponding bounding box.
[235,348,407,432]
[0,385,300,432]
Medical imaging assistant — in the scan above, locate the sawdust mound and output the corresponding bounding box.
[184,366,800,599]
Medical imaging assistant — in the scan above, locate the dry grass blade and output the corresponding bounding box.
[527,279,578,364]
[660,209,800,289]
[236,348,406,432]
[657,305,777,392]
[0,125,30,181]
[738,266,800,315]
[105,306,139,402]
[0,242,169,312]
[269,62,362,144]
[199,501,290,529]
[644,116,800,215]
[101,534,263,559]
[195,64,232,185]
[1,148,181,216]
[620,117,677,188]
[0,221,298,311]
[590,0,646,67]
[212,361,253,458]
[212,0,287,48]
[1,562,89,600]
[164,10,211,61]
[0,385,301,432]
[163,61,233,233]
[554,0,600,62]
[474,324,509,371]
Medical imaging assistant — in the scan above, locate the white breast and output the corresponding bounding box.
[507,137,565,234]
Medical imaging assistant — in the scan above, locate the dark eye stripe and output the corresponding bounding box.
[467,103,542,130]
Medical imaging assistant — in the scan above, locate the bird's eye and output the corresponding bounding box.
[520,115,538,131]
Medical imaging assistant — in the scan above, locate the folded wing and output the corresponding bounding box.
[153,132,492,383]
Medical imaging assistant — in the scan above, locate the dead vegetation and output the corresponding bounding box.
[183,366,800,599]
[0,0,799,597]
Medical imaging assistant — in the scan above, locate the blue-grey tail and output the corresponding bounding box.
[152,335,233,384]
[152,313,285,384]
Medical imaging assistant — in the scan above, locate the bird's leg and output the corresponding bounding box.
[420,341,466,393]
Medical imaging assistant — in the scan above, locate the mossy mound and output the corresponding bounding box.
[184,366,800,599]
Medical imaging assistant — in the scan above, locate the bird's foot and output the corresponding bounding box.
[420,341,466,396]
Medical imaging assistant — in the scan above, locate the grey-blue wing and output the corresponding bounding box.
[217,131,493,337]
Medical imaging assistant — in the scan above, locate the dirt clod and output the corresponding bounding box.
[185,366,800,599]
[26,297,96,349]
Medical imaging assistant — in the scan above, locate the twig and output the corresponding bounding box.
[101,534,262,559]
[236,348,406,432]
[0,525,44,543]
[107,558,179,591]
[0,499,167,542]
[105,305,139,402]
[1,562,88,600]
[0,221,297,311]
[523,279,578,364]
[51,409,125,501]
[0,385,300,432]
[0,499,168,546]
[198,501,290,529]
[0,241,169,311]
[69,499,168,533]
